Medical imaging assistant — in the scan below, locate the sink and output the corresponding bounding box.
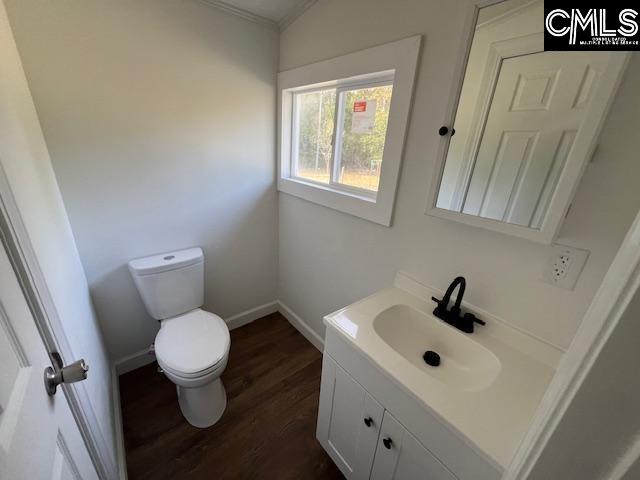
[373,304,501,392]
[324,276,559,468]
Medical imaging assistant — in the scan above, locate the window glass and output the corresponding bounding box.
[293,89,336,185]
[336,85,393,192]
[290,80,394,195]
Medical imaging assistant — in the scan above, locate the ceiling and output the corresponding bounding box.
[200,0,317,29]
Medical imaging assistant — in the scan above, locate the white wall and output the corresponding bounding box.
[0,0,114,464]
[279,0,640,350]
[528,277,640,479]
[5,0,280,361]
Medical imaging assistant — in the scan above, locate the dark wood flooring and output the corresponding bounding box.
[119,312,344,480]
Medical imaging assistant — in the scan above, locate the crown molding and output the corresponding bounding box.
[279,0,318,30]
[198,0,317,31]
[475,0,539,29]
[198,0,278,30]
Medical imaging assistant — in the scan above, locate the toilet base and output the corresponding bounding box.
[176,378,227,428]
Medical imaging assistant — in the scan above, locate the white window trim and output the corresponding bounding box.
[277,36,422,226]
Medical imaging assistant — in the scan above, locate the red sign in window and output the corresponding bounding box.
[353,101,367,113]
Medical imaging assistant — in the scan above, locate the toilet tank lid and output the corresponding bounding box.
[128,247,203,276]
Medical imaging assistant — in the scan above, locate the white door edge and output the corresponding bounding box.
[505,189,640,478]
[0,162,119,480]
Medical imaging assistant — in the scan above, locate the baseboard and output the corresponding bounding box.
[225,301,279,330]
[111,302,322,370]
[277,301,324,352]
[111,366,128,480]
[110,299,321,478]
[114,348,156,376]
[111,347,155,479]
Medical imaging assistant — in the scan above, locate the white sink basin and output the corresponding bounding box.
[373,304,501,392]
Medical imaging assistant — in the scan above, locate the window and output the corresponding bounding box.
[278,36,421,226]
[291,78,393,196]
[292,88,336,186]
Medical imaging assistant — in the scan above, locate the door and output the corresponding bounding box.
[370,411,456,480]
[0,241,97,479]
[463,50,610,227]
[317,355,384,479]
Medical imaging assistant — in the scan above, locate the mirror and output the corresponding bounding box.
[431,0,628,243]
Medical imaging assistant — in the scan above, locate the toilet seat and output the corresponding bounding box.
[161,354,227,380]
[154,308,230,378]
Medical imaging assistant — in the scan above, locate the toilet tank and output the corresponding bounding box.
[128,247,204,320]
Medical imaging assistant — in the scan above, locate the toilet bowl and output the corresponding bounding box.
[128,247,230,428]
[155,308,230,427]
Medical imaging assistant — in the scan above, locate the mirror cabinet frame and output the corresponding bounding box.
[425,0,631,244]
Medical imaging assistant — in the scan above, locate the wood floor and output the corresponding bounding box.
[119,312,344,480]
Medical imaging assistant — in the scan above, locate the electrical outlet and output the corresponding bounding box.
[543,244,590,290]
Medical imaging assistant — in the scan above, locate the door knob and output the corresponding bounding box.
[383,437,393,450]
[44,357,89,396]
[364,417,373,427]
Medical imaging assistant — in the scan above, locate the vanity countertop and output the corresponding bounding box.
[323,272,561,470]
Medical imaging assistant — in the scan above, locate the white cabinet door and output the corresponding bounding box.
[317,355,384,479]
[371,411,457,480]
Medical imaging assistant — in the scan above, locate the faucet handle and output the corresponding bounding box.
[466,312,485,326]
[463,312,485,327]
[431,296,445,310]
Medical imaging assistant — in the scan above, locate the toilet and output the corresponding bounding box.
[128,247,230,428]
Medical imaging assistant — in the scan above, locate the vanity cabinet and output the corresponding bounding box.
[370,412,456,480]
[316,355,384,479]
[318,355,456,480]
[317,329,503,480]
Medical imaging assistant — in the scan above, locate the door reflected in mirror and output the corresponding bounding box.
[435,0,623,233]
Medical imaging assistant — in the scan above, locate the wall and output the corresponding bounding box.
[0,0,114,464]
[528,270,640,479]
[279,0,640,350]
[5,0,280,361]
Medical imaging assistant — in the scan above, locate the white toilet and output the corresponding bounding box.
[128,247,230,428]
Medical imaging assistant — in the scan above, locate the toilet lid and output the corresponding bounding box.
[154,309,230,376]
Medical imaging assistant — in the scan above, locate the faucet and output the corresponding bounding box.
[431,276,485,333]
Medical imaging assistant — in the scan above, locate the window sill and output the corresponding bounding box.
[289,176,377,202]
[277,176,392,226]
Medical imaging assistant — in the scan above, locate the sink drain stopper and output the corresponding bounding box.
[423,350,440,367]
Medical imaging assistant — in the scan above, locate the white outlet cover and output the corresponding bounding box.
[543,244,590,290]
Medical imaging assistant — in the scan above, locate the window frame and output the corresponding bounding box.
[289,75,394,200]
[278,36,422,226]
